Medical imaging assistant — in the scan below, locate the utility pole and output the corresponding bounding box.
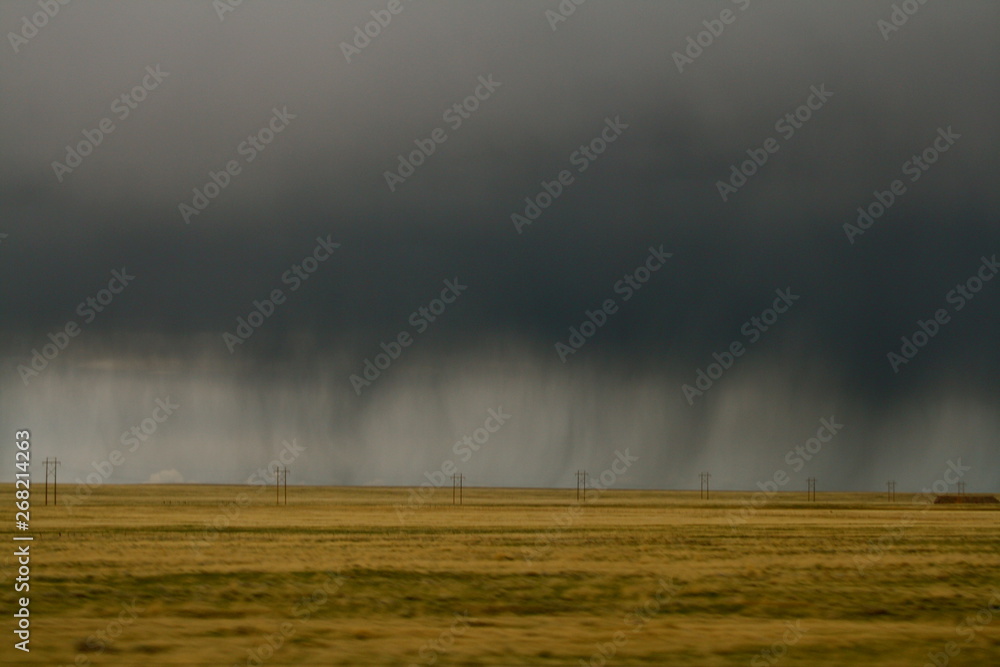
[576,470,589,502]
[276,466,280,506]
[699,472,711,500]
[43,458,60,506]
[807,477,817,502]
[452,473,464,505]
[282,467,289,505]
[887,480,896,503]
[957,481,966,497]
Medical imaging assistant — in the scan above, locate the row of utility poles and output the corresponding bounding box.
[695,475,971,502]
[28,462,974,507]
[34,459,297,508]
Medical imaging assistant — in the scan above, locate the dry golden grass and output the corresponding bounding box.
[2,484,999,665]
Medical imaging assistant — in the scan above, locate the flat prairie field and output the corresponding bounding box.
[2,485,999,666]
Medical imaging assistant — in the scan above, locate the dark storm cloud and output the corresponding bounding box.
[1,1,998,490]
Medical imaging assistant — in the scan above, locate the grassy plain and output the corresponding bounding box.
[2,485,999,666]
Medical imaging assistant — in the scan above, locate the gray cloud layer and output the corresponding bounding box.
[1,1,998,490]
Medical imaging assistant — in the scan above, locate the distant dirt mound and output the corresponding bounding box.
[933,494,999,504]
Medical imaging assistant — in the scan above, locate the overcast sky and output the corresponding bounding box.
[1,0,998,491]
